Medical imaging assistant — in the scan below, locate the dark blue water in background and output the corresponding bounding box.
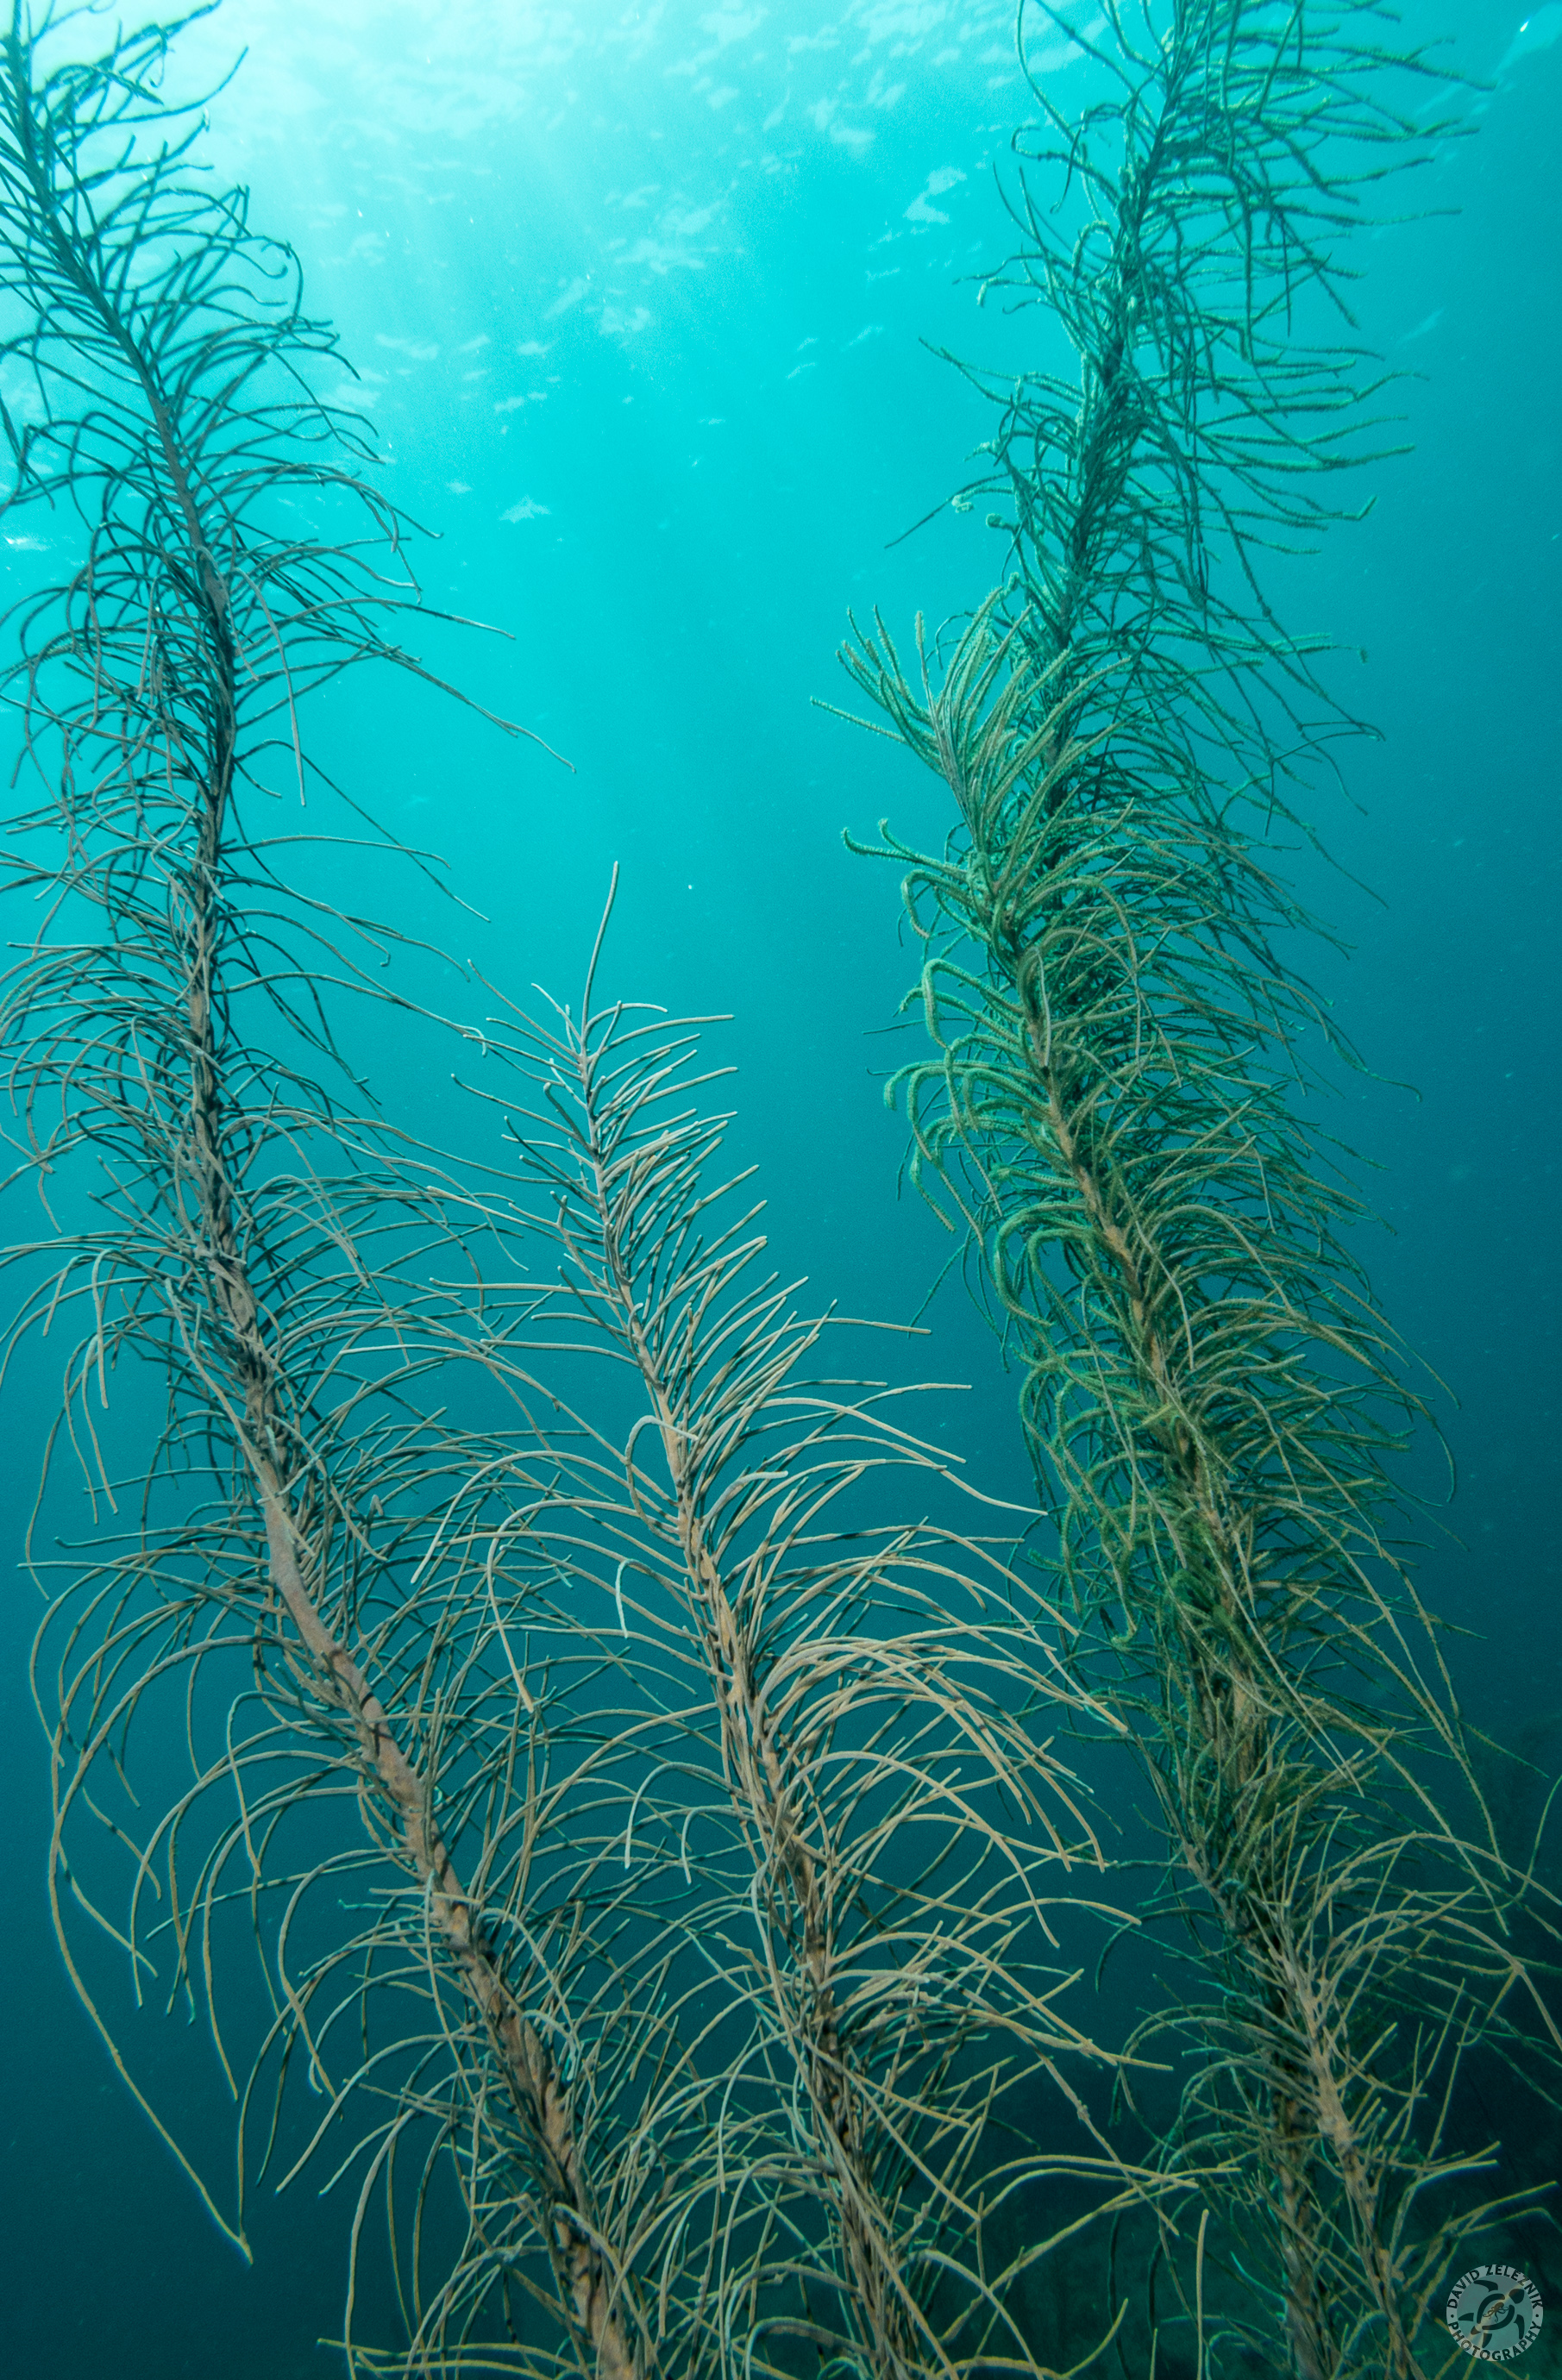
[1,2,1556,2368]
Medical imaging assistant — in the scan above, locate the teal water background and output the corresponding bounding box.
[1,3,1557,2369]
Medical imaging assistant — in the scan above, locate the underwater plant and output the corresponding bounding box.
[834,3,1561,2376]
[0,10,1178,2375]
[373,945,1166,2379]
[0,3,643,2366]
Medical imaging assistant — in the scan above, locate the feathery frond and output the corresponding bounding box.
[831,5,1561,2372]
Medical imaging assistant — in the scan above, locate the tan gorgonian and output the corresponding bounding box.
[0,11,1180,2375]
[824,3,1562,2367]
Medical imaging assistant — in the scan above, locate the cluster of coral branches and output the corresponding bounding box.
[3,7,1557,2379]
[0,10,1156,2377]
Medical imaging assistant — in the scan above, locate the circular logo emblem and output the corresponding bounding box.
[1446,2265,1545,2361]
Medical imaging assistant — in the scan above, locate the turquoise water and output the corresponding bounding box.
[0,3,1557,2371]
